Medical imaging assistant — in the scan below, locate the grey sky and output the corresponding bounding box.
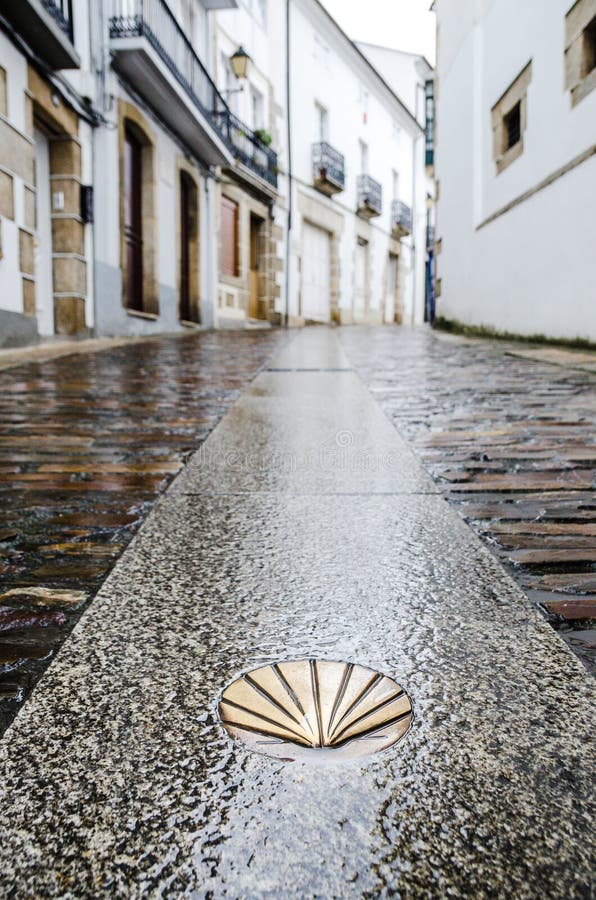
[319,0,436,64]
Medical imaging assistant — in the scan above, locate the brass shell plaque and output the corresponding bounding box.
[218,659,412,762]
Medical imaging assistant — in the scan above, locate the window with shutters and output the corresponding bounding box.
[221,196,239,278]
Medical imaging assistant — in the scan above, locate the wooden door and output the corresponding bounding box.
[354,239,368,318]
[124,128,143,311]
[385,254,398,323]
[249,214,261,319]
[221,196,239,277]
[179,172,191,322]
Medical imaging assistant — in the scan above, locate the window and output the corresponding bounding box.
[424,78,435,167]
[565,0,596,106]
[315,102,328,141]
[392,170,399,201]
[221,196,239,278]
[582,16,596,75]
[250,86,264,131]
[359,140,368,174]
[491,62,532,174]
[503,102,521,150]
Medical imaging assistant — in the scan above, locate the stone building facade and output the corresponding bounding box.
[0,1,94,344]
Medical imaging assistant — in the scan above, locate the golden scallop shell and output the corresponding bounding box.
[218,659,412,762]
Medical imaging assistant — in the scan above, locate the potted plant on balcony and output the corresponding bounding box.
[254,128,273,147]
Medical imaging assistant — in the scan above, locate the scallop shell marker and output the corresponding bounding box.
[218,660,412,762]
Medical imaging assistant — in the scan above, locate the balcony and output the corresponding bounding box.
[312,142,345,196]
[215,111,278,190]
[0,0,79,68]
[426,225,435,249]
[109,0,233,166]
[356,175,382,219]
[391,200,412,238]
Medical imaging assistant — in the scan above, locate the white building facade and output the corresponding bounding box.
[93,0,245,336]
[283,0,426,326]
[357,42,437,323]
[210,0,285,327]
[0,0,432,345]
[433,0,596,342]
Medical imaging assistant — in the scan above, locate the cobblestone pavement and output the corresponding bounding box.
[0,328,592,897]
[339,326,596,671]
[1,325,594,740]
[0,330,288,735]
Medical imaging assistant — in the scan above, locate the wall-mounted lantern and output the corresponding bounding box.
[230,46,250,81]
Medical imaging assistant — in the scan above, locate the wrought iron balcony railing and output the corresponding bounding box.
[109,0,277,186]
[110,0,228,128]
[0,0,78,67]
[215,111,278,188]
[41,0,73,39]
[312,142,345,195]
[357,174,382,218]
[391,199,412,236]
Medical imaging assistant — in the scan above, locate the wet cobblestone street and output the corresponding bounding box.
[339,327,596,671]
[0,325,594,742]
[0,330,288,735]
[0,326,593,898]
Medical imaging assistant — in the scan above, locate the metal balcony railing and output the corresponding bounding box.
[110,0,228,125]
[41,0,73,40]
[215,111,278,188]
[391,199,412,235]
[312,142,345,192]
[110,0,277,186]
[357,174,382,217]
[426,225,435,249]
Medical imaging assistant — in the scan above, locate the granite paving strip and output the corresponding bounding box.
[0,329,289,735]
[338,326,596,671]
[0,329,593,897]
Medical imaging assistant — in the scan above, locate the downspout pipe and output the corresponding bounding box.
[284,0,292,328]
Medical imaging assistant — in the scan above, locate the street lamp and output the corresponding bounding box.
[222,46,251,99]
[230,46,250,81]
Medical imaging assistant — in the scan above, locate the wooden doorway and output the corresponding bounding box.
[249,214,264,320]
[354,237,368,320]
[123,127,143,312]
[385,253,398,324]
[179,171,199,323]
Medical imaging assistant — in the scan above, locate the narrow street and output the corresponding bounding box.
[0,326,593,896]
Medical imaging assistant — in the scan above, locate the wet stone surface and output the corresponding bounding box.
[0,328,593,896]
[0,330,288,735]
[339,327,596,672]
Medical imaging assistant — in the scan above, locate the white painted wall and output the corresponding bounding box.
[92,0,221,335]
[285,0,426,325]
[434,0,596,341]
[0,32,32,319]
